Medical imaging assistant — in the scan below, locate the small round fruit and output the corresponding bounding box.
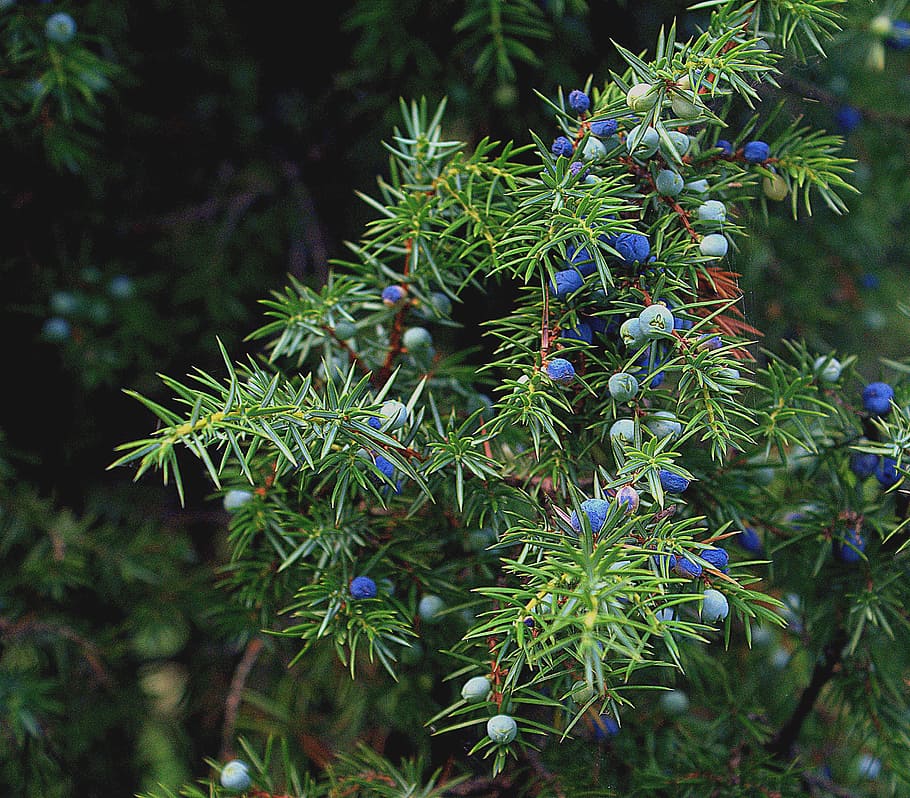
[549,268,585,298]
[763,172,788,201]
[568,89,591,114]
[418,594,445,622]
[461,675,492,702]
[45,12,76,43]
[570,498,611,534]
[545,358,576,385]
[378,400,407,430]
[626,82,659,112]
[619,317,645,348]
[582,137,607,162]
[813,355,842,382]
[381,285,406,305]
[660,689,690,715]
[696,200,726,222]
[609,418,636,445]
[736,526,764,554]
[614,485,640,514]
[614,232,651,264]
[334,320,357,340]
[551,136,575,158]
[220,760,251,792]
[862,381,894,415]
[658,470,689,493]
[41,317,71,341]
[701,589,729,622]
[638,303,674,337]
[743,140,770,163]
[626,125,660,158]
[655,169,684,196]
[223,490,253,511]
[349,576,378,599]
[608,372,639,402]
[699,233,729,258]
[833,527,866,564]
[875,457,900,488]
[645,410,682,440]
[487,713,518,744]
[850,450,879,480]
[403,326,433,350]
[662,130,692,159]
[685,178,709,193]
[589,118,618,137]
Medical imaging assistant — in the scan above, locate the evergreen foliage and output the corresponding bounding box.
[5,1,910,796]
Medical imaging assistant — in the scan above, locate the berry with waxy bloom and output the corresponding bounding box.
[349,576,378,599]
[736,526,764,554]
[418,594,445,622]
[614,485,640,513]
[638,303,674,337]
[487,714,518,744]
[656,169,684,196]
[461,676,492,702]
[382,284,406,305]
[700,547,729,572]
[672,555,703,578]
[221,760,252,792]
[646,410,682,440]
[875,457,900,488]
[570,498,611,534]
[743,140,770,163]
[626,125,660,158]
[608,372,639,402]
[45,12,77,43]
[626,82,658,112]
[549,268,585,298]
[402,326,433,350]
[813,355,842,382]
[701,588,729,622]
[862,381,894,415]
[696,199,726,222]
[699,233,729,258]
[609,418,636,445]
[850,449,879,479]
[658,469,689,493]
[545,358,576,384]
[614,232,651,264]
[715,139,733,155]
[833,527,866,564]
[568,89,591,114]
[589,118,618,137]
[551,136,575,158]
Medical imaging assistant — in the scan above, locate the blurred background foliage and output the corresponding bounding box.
[2,0,910,795]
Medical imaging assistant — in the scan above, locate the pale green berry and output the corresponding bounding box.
[582,137,607,162]
[570,682,597,705]
[870,14,893,36]
[626,125,660,159]
[684,179,709,193]
[610,418,636,445]
[608,372,639,402]
[638,303,674,337]
[418,594,445,622]
[223,490,253,511]
[461,676,492,702]
[380,400,409,429]
[645,410,681,440]
[671,91,701,119]
[701,588,729,622]
[763,172,788,201]
[334,320,357,340]
[619,317,646,347]
[696,200,726,222]
[626,82,659,112]
[487,713,518,744]
[662,130,692,159]
[699,233,729,258]
[656,169,684,196]
[660,689,690,715]
[402,326,433,350]
[813,356,842,382]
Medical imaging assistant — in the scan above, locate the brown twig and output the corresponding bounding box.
[220,636,264,761]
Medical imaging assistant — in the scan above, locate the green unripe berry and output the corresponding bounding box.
[487,713,518,744]
[403,326,433,350]
[696,200,726,222]
[671,91,700,119]
[626,82,659,112]
[660,688,690,715]
[813,355,842,382]
[418,594,445,622]
[608,372,639,402]
[656,169,684,196]
[871,14,893,36]
[620,317,646,347]
[610,418,636,445]
[461,675,492,702]
[638,303,674,337]
[699,233,729,258]
[380,400,409,430]
[582,137,607,162]
[763,172,789,201]
[334,320,357,340]
[645,410,681,440]
[626,125,660,159]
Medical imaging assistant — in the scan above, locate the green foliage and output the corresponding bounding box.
[7,0,910,796]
